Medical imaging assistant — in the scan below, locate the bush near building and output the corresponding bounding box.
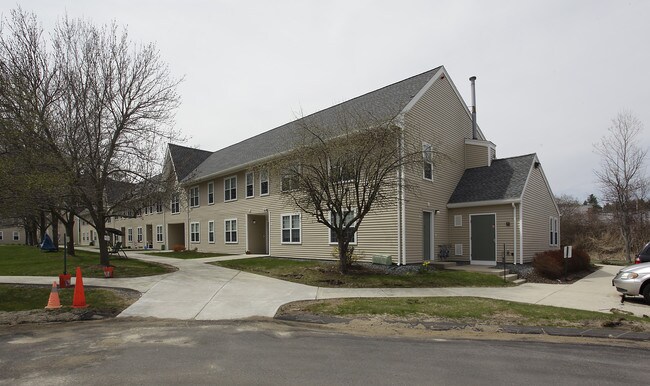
[533,248,591,280]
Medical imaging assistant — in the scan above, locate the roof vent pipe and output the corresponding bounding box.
[469,76,477,140]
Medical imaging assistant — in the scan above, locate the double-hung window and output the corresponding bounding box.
[224,176,237,202]
[208,221,215,243]
[171,194,180,214]
[246,172,254,198]
[189,186,200,207]
[207,182,214,205]
[260,170,269,196]
[0,231,3,240]
[127,228,133,242]
[156,225,163,242]
[225,219,237,243]
[156,201,163,213]
[190,222,200,243]
[330,211,357,244]
[550,217,559,246]
[12,231,19,241]
[137,227,143,243]
[423,142,433,181]
[281,214,301,244]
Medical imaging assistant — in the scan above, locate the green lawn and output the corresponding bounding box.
[213,257,512,288]
[0,284,136,313]
[282,297,650,328]
[144,251,232,259]
[0,245,175,277]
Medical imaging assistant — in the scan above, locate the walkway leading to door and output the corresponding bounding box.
[1,250,647,320]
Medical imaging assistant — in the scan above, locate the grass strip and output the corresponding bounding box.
[0,245,175,277]
[214,257,511,288]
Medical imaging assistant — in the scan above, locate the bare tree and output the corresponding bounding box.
[52,17,181,265]
[262,110,430,273]
[594,111,648,262]
[1,9,181,265]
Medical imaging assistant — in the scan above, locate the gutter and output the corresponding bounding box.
[447,198,520,209]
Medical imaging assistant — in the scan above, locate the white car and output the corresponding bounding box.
[612,262,650,303]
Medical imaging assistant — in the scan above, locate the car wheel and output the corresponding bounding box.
[643,284,650,304]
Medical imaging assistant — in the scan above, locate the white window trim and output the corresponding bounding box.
[12,231,19,241]
[260,170,269,196]
[208,220,215,244]
[127,228,133,242]
[189,186,200,208]
[454,215,462,227]
[224,218,238,244]
[549,216,559,246]
[280,213,302,244]
[137,227,143,243]
[246,172,254,198]
[224,176,237,202]
[156,225,163,243]
[190,222,200,243]
[328,211,358,245]
[0,231,3,240]
[171,194,180,214]
[207,182,215,205]
[422,142,433,181]
[455,244,463,256]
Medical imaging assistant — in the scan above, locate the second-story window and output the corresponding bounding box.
[207,182,214,204]
[224,176,237,202]
[246,172,254,198]
[423,142,433,181]
[260,170,269,196]
[171,194,180,214]
[190,186,200,207]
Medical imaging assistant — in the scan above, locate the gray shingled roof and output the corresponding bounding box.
[185,66,443,183]
[448,154,536,204]
[168,143,213,181]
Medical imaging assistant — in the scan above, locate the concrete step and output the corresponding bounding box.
[502,273,519,282]
[430,261,457,270]
[512,278,527,285]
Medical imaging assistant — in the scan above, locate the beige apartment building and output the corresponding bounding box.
[77,66,560,265]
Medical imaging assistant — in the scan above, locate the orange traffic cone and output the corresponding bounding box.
[45,281,62,309]
[72,266,88,308]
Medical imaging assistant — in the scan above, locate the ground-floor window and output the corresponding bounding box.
[208,221,215,243]
[281,214,301,244]
[329,211,357,244]
[127,228,133,242]
[225,219,237,243]
[0,231,3,240]
[156,225,163,242]
[137,227,143,243]
[190,222,200,243]
[13,231,19,241]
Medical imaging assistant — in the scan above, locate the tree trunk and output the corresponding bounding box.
[51,211,59,251]
[338,239,349,274]
[39,210,46,243]
[96,223,110,266]
[65,218,76,256]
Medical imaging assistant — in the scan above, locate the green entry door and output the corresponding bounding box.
[470,214,496,265]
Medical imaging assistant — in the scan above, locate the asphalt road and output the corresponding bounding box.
[0,319,646,385]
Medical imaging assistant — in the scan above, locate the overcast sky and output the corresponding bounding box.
[4,0,650,202]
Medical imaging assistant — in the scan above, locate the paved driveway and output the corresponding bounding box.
[1,251,648,320]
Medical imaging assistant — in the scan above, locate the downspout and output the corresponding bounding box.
[397,130,406,265]
[519,203,524,264]
[512,203,517,265]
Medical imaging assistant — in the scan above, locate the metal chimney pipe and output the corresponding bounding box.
[469,76,477,140]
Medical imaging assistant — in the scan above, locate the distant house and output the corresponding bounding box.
[78,66,561,265]
[0,219,24,245]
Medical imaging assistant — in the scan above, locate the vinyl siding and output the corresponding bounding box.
[401,76,474,264]
[449,205,518,264]
[464,143,489,169]
[521,164,560,262]
[181,169,399,261]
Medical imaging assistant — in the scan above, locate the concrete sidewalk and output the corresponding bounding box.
[1,250,648,320]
